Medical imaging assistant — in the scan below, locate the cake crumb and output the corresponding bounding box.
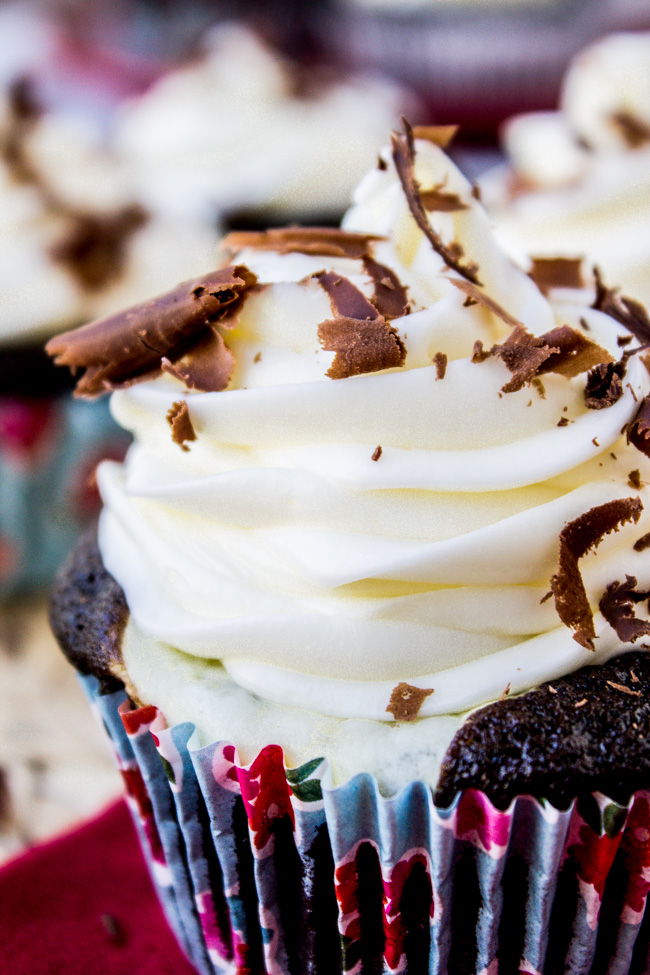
[574,698,588,708]
[606,680,641,697]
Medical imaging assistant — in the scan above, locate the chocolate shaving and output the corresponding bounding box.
[550,497,643,650]
[433,352,447,380]
[420,183,468,213]
[362,256,409,319]
[629,469,642,489]
[471,340,490,363]
[49,205,148,292]
[529,257,584,294]
[386,682,434,721]
[634,532,650,552]
[391,119,480,284]
[46,265,257,397]
[166,400,196,451]
[611,112,650,149]
[558,417,569,427]
[161,326,235,392]
[536,325,612,379]
[371,445,382,462]
[600,576,650,644]
[490,325,559,393]
[448,278,522,330]
[584,360,626,410]
[592,267,650,346]
[411,124,459,149]
[315,271,379,321]
[318,316,405,380]
[607,680,642,697]
[628,396,650,458]
[221,227,383,260]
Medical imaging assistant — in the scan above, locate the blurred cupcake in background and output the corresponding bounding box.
[113,22,413,229]
[481,32,650,306]
[0,77,219,598]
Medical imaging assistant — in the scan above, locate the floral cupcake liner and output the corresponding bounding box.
[0,394,130,599]
[82,673,650,975]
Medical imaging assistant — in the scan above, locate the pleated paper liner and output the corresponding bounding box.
[0,396,129,598]
[82,673,650,975]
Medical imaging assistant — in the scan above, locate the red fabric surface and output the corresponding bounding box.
[0,799,197,975]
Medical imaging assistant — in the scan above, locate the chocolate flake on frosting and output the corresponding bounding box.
[634,532,650,552]
[362,256,409,319]
[161,326,235,393]
[490,325,559,393]
[537,325,612,379]
[371,445,382,462]
[627,396,650,457]
[318,316,406,379]
[49,205,148,292]
[315,271,380,321]
[584,361,626,410]
[611,112,650,149]
[433,352,447,380]
[629,469,642,489]
[46,265,257,396]
[471,340,490,363]
[419,182,468,213]
[600,576,650,644]
[529,257,584,294]
[221,227,383,260]
[386,682,434,721]
[391,119,480,284]
[166,401,196,451]
[592,267,650,346]
[550,497,643,650]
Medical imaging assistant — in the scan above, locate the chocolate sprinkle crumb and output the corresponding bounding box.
[557,417,569,427]
[490,325,559,393]
[318,316,406,380]
[529,257,584,294]
[386,682,434,721]
[315,271,380,321]
[600,575,650,644]
[391,119,480,284]
[629,469,642,489]
[618,334,633,347]
[46,265,257,397]
[634,532,650,552]
[536,325,612,379]
[550,497,643,650]
[166,401,196,451]
[433,352,447,380]
[371,445,382,462]
[471,340,489,363]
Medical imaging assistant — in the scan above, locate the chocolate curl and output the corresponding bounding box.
[221,227,383,260]
[599,576,650,644]
[529,257,584,295]
[391,118,480,285]
[46,265,256,397]
[550,497,643,650]
[318,317,406,380]
[361,256,409,320]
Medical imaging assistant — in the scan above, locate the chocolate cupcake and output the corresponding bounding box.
[48,122,650,973]
[0,77,219,597]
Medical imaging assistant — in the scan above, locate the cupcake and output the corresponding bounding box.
[48,122,650,972]
[0,77,219,597]
[481,31,650,308]
[113,22,411,229]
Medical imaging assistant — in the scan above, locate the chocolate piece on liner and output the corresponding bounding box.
[386,682,434,722]
[435,650,650,809]
[529,257,584,295]
[318,316,406,380]
[592,266,650,346]
[361,256,409,320]
[391,119,480,285]
[46,265,257,397]
[611,111,650,149]
[221,227,383,260]
[49,529,129,693]
[550,497,643,651]
[627,395,650,457]
[599,576,650,644]
[166,400,196,451]
[411,125,459,149]
[314,271,380,321]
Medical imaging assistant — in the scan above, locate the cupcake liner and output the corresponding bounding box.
[0,395,130,598]
[81,673,650,975]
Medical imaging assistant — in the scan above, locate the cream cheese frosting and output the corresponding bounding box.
[93,128,650,737]
[480,32,650,307]
[113,23,409,225]
[0,82,218,345]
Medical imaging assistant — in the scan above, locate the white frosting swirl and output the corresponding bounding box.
[481,32,650,306]
[97,133,650,724]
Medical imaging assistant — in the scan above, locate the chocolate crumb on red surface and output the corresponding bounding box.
[433,352,447,380]
[627,395,650,457]
[599,575,650,644]
[371,445,382,462]
[166,401,196,451]
[221,227,383,260]
[529,257,584,294]
[436,649,650,808]
[550,497,643,650]
[46,265,257,396]
[318,316,405,379]
[386,682,434,722]
[391,119,480,285]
